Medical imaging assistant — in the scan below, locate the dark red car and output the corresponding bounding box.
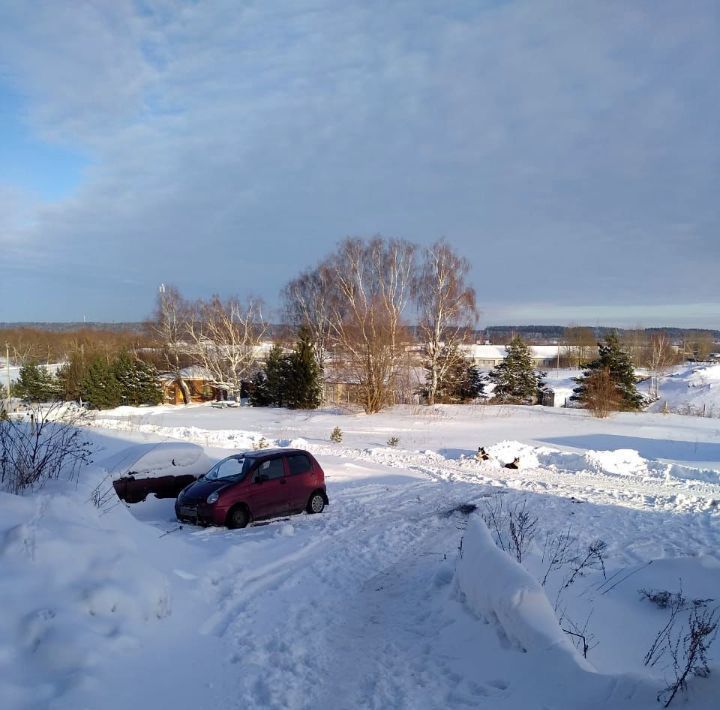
[175,448,328,528]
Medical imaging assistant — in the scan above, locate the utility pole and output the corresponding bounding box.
[5,343,10,398]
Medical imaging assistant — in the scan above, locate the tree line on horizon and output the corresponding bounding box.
[1,236,717,413]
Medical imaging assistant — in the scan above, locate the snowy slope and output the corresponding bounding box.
[643,363,720,416]
[2,402,719,709]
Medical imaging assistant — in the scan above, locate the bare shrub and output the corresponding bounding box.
[330,426,343,443]
[481,496,538,564]
[643,584,719,707]
[584,367,622,418]
[387,436,400,447]
[89,474,123,515]
[640,588,714,611]
[562,539,607,589]
[558,609,597,659]
[0,403,93,494]
[540,525,575,586]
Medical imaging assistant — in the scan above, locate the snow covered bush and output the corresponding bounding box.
[330,426,343,443]
[0,403,93,494]
[387,436,400,447]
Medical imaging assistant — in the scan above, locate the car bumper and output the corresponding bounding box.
[175,501,226,526]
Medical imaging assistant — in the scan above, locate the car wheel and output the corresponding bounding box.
[226,505,249,529]
[307,492,325,514]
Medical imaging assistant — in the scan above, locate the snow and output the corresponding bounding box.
[642,363,720,416]
[2,367,720,709]
[456,516,585,662]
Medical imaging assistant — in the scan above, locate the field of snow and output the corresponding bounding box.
[2,395,720,709]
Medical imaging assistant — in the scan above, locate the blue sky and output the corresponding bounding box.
[0,86,88,200]
[0,0,718,327]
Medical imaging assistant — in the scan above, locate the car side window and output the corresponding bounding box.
[258,457,284,480]
[288,454,312,475]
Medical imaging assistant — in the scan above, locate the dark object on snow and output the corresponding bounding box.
[504,457,520,470]
[475,447,490,461]
[113,473,198,504]
[441,502,479,517]
[541,389,555,407]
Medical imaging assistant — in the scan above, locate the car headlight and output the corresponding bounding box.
[206,491,220,504]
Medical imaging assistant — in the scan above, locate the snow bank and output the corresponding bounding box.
[97,441,213,480]
[456,516,589,667]
[0,492,171,707]
[90,418,275,452]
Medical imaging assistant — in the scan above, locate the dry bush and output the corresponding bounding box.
[643,584,719,707]
[481,496,538,564]
[0,403,93,494]
[584,367,622,418]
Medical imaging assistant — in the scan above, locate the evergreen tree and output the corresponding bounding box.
[249,345,287,407]
[284,329,323,409]
[114,353,163,406]
[81,356,122,409]
[56,352,88,402]
[248,370,272,406]
[14,362,60,402]
[419,346,484,403]
[487,335,545,404]
[571,332,643,411]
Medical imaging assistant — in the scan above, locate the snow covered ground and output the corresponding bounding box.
[2,390,720,709]
[642,363,720,417]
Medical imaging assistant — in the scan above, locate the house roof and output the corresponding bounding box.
[460,344,560,360]
[158,365,217,382]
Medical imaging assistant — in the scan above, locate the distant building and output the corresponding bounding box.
[460,344,561,368]
[159,366,229,404]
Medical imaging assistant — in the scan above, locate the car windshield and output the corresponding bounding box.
[205,456,249,481]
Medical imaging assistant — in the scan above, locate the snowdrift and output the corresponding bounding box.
[0,492,171,708]
[456,516,589,668]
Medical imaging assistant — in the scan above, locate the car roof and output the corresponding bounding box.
[241,448,310,459]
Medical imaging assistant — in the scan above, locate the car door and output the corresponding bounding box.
[284,453,314,512]
[249,456,289,519]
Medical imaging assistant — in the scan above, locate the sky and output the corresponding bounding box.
[0,0,718,328]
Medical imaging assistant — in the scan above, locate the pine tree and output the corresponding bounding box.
[57,352,88,402]
[249,345,287,407]
[14,363,60,402]
[571,332,643,411]
[420,346,484,403]
[487,335,545,404]
[284,329,323,409]
[81,356,122,409]
[114,353,163,406]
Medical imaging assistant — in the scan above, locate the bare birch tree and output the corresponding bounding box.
[150,284,192,404]
[281,265,334,368]
[648,331,679,400]
[186,295,266,397]
[325,237,416,413]
[415,239,478,405]
[561,325,597,367]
